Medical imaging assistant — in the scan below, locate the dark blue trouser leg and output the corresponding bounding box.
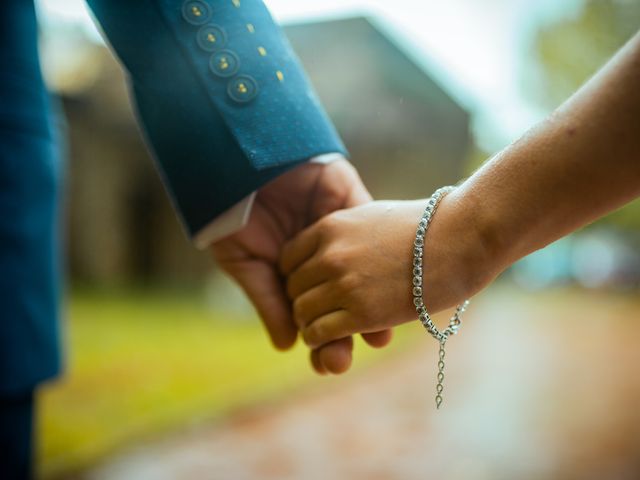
[0,391,34,480]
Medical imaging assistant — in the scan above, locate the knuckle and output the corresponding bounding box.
[303,323,324,348]
[337,272,360,294]
[320,250,347,273]
[318,212,344,234]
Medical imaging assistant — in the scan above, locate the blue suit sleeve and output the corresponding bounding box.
[85,0,347,238]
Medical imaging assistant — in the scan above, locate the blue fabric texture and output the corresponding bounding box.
[87,0,348,236]
[0,0,62,395]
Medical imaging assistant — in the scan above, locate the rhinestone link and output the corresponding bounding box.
[412,186,470,409]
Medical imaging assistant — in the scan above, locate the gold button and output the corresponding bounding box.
[276,71,284,82]
[197,25,227,52]
[258,46,267,57]
[227,75,259,103]
[210,50,240,77]
[182,1,212,25]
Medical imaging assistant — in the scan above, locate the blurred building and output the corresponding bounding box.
[60,46,213,286]
[58,16,472,285]
[285,17,471,199]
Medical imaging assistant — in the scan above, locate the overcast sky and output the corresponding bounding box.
[35,0,583,151]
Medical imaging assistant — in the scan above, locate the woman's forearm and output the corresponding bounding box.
[453,31,640,285]
[279,31,640,356]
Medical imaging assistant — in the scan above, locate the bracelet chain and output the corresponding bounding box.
[412,186,470,409]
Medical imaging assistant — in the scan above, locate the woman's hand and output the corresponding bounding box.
[211,159,393,375]
[279,194,495,355]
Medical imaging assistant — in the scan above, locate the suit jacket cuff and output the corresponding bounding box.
[87,0,348,243]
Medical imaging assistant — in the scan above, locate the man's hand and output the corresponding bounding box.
[211,159,392,374]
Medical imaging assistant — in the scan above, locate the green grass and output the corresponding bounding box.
[37,289,417,479]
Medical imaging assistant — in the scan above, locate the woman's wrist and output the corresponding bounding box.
[418,186,506,315]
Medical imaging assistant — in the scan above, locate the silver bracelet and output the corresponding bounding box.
[412,186,470,409]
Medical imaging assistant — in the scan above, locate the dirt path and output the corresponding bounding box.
[85,289,640,480]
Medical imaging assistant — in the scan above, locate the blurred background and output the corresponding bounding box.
[33,0,640,478]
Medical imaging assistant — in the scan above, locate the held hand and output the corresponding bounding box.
[211,159,392,374]
[280,196,492,352]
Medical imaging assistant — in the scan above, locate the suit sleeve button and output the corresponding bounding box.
[209,50,240,78]
[197,25,227,51]
[227,75,259,103]
[182,1,212,26]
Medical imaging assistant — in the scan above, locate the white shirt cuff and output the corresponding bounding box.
[193,153,346,249]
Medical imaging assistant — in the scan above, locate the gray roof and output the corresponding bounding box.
[284,16,469,144]
[284,16,471,198]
